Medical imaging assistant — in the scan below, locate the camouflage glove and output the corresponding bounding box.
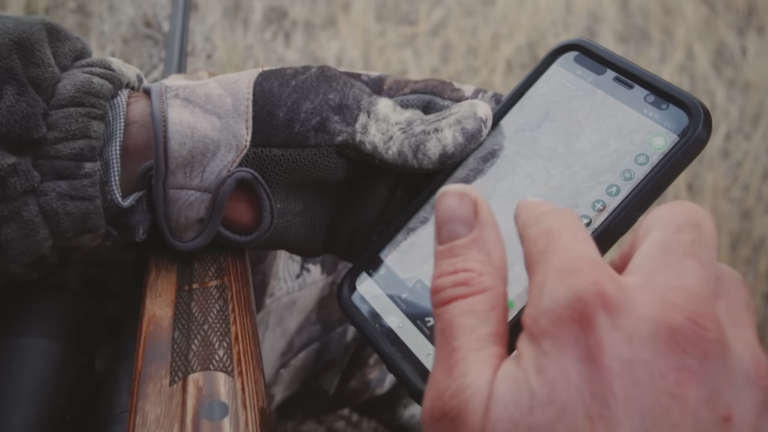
[146,66,501,260]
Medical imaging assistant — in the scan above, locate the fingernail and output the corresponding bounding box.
[435,186,476,245]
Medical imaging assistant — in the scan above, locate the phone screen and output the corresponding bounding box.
[351,51,690,372]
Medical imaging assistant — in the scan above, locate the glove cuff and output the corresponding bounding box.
[148,70,275,251]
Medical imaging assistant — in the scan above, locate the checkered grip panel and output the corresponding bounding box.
[170,251,234,385]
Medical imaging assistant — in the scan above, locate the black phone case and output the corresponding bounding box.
[337,38,712,404]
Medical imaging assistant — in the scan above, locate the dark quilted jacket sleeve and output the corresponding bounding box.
[0,15,139,280]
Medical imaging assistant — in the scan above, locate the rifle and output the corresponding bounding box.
[127,249,269,431]
[127,1,270,429]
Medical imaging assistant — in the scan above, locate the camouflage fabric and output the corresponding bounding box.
[247,75,503,423]
[142,71,502,424]
[147,65,498,263]
[0,16,509,429]
[0,16,144,281]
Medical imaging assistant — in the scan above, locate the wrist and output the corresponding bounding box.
[121,92,154,197]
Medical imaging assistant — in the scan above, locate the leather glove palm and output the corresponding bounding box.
[147,66,500,260]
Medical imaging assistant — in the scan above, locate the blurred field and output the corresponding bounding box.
[3,0,767,361]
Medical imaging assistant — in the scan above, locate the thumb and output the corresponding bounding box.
[357,98,493,171]
[424,184,508,427]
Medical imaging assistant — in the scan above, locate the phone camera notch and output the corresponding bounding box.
[644,93,670,110]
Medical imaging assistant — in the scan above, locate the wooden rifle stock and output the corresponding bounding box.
[126,0,270,428]
[127,249,269,431]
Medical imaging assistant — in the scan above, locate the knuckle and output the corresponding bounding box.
[647,201,716,237]
[314,65,338,75]
[718,263,747,288]
[558,274,618,317]
[676,270,713,294]
[431,256,500,310]
[651,305,724,358]
[749,356,768,393]
[452,101,492,140]
[716,264,755,311]
[529,270,620,336]
[642,201,718,263]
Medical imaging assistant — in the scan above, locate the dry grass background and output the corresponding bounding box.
[3,0,767,356]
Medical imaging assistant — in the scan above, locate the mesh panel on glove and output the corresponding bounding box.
[150,65,500,257]
[238,147,350,256]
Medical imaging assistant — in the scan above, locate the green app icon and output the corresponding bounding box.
[605,184,621,197]
[508,299,515,310]
[647,133,670,152]
[635,153,650,166]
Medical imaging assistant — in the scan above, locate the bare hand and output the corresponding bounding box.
[423,185,768,431]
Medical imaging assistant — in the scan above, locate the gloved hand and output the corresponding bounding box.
[146,66,502,260]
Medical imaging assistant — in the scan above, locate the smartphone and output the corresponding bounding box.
[337,39,711,403]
